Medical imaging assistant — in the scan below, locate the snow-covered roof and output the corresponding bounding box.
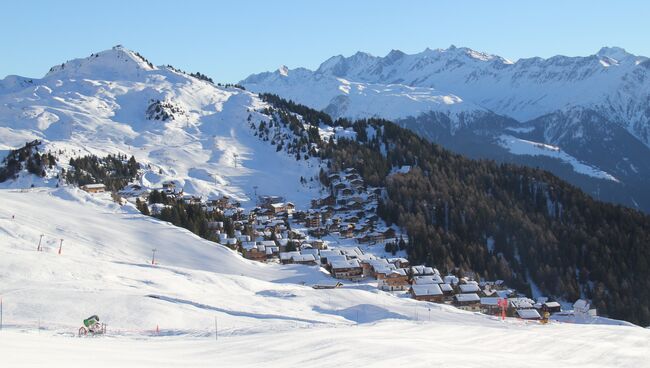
[291,254,316,262]
[455,293,480,302]
[544,301,561,308]
[516,309,541,319]
[411,284,443,297]
[331,259,361,269]
[411,265,435,275]
[279,251,301,261]
[440,283,453,292]
[444,275,459,285]
[459,284,480,293]
[319,249,342,258]
[509,297,535,309]
[480,297,500,306]
[496,289,513,298]
[386,268,407,277]
[326,255,348,265]
[413,275,444,285]
[300,248,319,256]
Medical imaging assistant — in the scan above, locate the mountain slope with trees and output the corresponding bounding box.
[264,94,650,326]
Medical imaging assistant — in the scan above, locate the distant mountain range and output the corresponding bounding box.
[242,46,650,212]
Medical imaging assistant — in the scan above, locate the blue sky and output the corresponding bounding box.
[1,0,648,82]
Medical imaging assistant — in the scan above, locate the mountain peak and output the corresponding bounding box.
[596,46,633,61]
[44,45,156,80]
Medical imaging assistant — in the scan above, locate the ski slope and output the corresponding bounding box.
[0,187,649,367]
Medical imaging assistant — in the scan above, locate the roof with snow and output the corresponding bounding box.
[455,293,480,302]
[459,284,481,293]
[411,284,443,297]
[516,309,541,319]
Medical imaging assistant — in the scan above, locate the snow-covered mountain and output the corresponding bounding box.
[288,46,650,144]
[242,46,650,212]
[0,45,321,207]
[243,65,487,127]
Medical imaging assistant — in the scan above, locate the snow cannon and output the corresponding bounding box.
[79,315,106,336]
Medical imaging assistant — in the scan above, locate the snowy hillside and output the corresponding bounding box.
[1,187,648,367]
[0,46,321,207]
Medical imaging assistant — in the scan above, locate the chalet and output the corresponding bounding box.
[242,243,267,262]
[507,297,536,317]
[327,173,341,181]
[439,283,455,301]
[388,258,410,269]
[378,269,409,291]
[373,265,400,281]
[305,213,321,228]
[330,259,363,280]
[81,183,106,193]
[360,258,388,277]
[454,293,481,312]
[339,187,354,196]
[269,202,292,214]
[516,309,542,320]
[319,249,342,265]
[356,232,385,244]
[259,195,284,206]
[279,251,301,265]
[541,301,561,314]
[480,297,502,315]
[411,284,444,303]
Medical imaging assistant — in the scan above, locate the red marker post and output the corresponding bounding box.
[58,239,64,255]
[497,298,508,320]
